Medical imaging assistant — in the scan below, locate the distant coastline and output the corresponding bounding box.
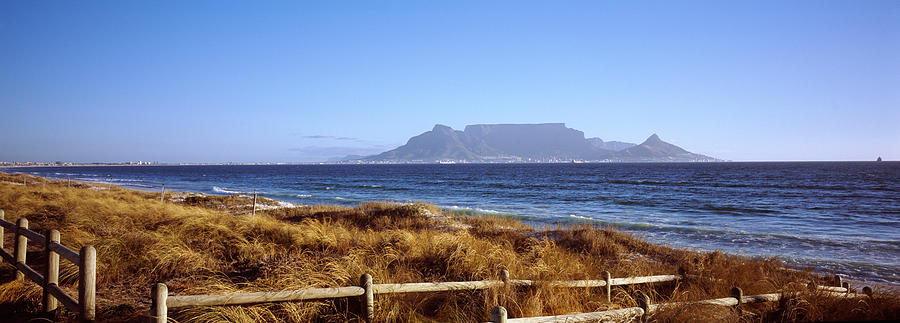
[8,160,900,167]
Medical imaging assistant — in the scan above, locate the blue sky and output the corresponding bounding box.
[1,1,898,162]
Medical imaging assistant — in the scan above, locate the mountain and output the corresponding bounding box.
[368,124,486,161]
[587,138,636,151]
[461,123,607,160]
[615,134,717,161]
[361,124,718,163]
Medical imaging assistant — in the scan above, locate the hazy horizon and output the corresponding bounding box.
[2,1,898,163]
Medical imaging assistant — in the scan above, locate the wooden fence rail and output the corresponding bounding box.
[0,210,96,321]
[489,283,873,323]
[149,270,683,323]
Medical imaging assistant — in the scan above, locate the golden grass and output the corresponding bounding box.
[0,171,897,322]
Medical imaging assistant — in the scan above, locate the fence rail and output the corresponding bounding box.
[150,264,875,323]
[0,210,96,321]
[165,286,367,308]
[150,269,682,322]
[490,282,873,322]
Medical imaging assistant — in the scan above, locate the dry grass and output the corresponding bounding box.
[0,171,897,322]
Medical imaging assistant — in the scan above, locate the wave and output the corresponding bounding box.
[698,204,779,215]
[560,196,609,202]
[109,178,144,182]
[614,199,659,207]
[212,186,243,194]
[568,214,594,221]
[265,192,313,199]
[445,205,503,214]
[441,205,528,219]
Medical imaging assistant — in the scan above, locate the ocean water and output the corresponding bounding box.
[4,162,898,285]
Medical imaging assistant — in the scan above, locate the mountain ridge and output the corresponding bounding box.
[357,123,719,163]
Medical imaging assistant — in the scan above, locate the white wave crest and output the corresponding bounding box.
[447,205,503,214]
[568,214,593,220]
[212,186,242,194]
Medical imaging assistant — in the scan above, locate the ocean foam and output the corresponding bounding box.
[212,186,241,194]
[446,205,504,214]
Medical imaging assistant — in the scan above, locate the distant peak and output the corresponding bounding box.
[644,133,662,143]
[432,124,453,131]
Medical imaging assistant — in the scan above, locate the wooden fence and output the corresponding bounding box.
[150,265,876,323]
[150,269,682,322]
[0,210,97,321]
[488,279,873,322]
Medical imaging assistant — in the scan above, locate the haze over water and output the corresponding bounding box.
[6,162,898,285]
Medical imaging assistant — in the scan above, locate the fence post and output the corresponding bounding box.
[44,230,61,314]
[252,190,257,216]
[14,218,28,281]
[490,306,507,323]
[731,286,743,315]
[862,286,873,297]
[0,210,4,250]
[360,273,374,323]
[499,269,510,307]
[499,269,509,284]
[636,292,650,322]
[603,270,612,302]
[160,184,165,203]
[151,283,168,323]
[79,246,97,321]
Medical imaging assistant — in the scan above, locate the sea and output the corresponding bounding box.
[3,162,898,286]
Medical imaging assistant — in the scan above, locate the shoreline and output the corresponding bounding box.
[3,168,898,288]
[1,171,898,321]
[29,174,900,287]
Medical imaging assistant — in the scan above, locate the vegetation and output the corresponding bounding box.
[0,171,897,322]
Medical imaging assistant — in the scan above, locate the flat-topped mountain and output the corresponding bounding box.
[361,123,718,163]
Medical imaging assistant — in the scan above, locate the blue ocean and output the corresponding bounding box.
[4,162,898,285]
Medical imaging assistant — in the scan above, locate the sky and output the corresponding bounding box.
[1,1,898,163]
